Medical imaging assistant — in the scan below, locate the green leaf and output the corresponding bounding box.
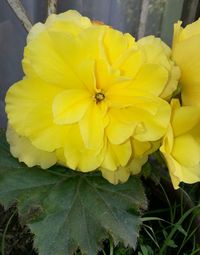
[0,130,147,255]
[166,239,177,248]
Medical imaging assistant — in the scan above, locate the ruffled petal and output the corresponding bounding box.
[130,64,168,96]
[79,25,107,60]
[6,125,56,169]
[6,78,69,152]
[114,48,144,78]
[23,29,84,89]
[101,140,132,171]
[100,166,130,184]
[103,28,135,65]
[101,154,147,184]
[46,10,91,31]
[106,109,137,144]
[172,105,200,136]
[172,134,200,167]
[63,125,104,171]
[181,165,200,184]
[138,36,180,99]
[79,103,105,150]
[107,95,171,142]
[95,59,125,91]
[132,139,159,157]
[53,89,91,124]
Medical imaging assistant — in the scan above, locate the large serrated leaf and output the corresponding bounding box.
[0,130,147,255]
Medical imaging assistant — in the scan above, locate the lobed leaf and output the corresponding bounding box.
[0,130,147,255]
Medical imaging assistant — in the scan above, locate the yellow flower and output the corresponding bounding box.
[6,10,178,183]
[160,99,200,189]
[172,19,200,106]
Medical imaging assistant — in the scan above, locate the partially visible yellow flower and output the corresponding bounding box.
[5,10,179,183]
[172,19,200,106]
[160,99,200,189]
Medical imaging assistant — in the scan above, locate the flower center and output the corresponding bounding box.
[95,92,105,103]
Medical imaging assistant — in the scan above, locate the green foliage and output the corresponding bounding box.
[0,130,147,255]
[137,177,200,255]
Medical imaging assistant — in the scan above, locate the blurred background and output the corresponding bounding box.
[0,0,200,127]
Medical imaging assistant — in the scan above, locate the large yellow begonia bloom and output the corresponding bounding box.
[160,99,200,189]
[172,19,200,106]
[6,10,179,183]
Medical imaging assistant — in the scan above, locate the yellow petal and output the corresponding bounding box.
[27,23,46,43]
[46,31,97,92]
[46,10,91,29]
[6,78,69,152]
[100,153,147,184]
[172,134,200,167]
[181,165,200,184]
[46,16,90,38]
[138,36,171,63]
[53,89,91,124]
[130,64,168,96]
[129,156,148,175]
[103,28,135,65]
[173,19,200,42]
[23,29,84,89]
[172,21,183,46]
[76,59,96,92]
[172,105,200,136]
[115,48,144,78]
[6,78,61,135]
[160,125,174,155]
[6,125,56,169]
[63,125,104,171]
[100,166,130,184]
[133,101,171,141]
[160,65,180,99]
[172,21,200,106]
[107,96,170,142]
[79,25,107,60]
[95,59,124,91]
[31,124,71,152]
[132,139,152,157]
[79,103,105,150]
[101,140,132,171]
[138,36,180,99]
[106,109,137,144]
[161,152,182,189]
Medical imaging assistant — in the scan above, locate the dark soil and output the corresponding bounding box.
[0,205,37,255]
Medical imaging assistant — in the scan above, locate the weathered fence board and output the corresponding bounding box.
[182,0,200,26]
[58,0,142,35]
[21,0,47,23]
[160,0,184,45]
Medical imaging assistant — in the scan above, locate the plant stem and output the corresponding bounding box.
[48,0,58,15]
[110,239,114,255]
[6,0,32,32]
